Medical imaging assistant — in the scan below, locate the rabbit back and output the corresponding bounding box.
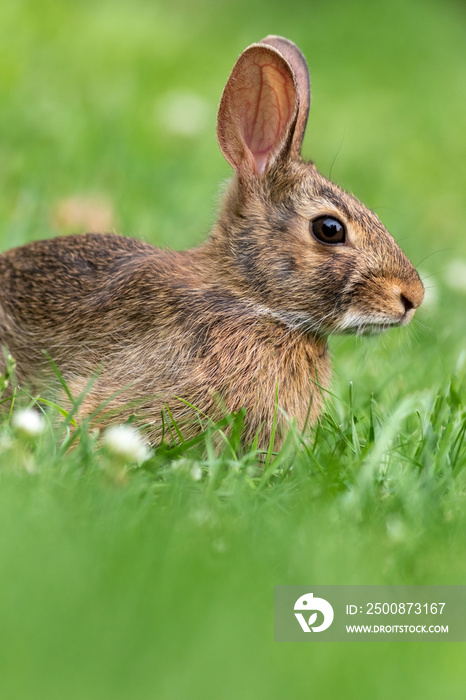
[0,232,330,446]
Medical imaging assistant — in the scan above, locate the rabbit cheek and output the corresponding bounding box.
[307,256,356,317]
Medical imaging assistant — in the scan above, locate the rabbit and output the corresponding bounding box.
[0,35,424,450]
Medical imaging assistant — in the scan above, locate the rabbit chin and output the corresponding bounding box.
[336,309,412,336]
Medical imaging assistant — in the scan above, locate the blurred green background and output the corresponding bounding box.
[0,0,466,698]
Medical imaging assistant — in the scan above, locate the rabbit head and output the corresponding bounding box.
[213,35,424,338]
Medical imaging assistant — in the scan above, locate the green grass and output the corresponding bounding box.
[1,0,466,698]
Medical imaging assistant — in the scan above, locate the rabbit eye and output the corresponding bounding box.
[310,216,346,245]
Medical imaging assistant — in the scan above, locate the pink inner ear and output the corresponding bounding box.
[241,59,295,173]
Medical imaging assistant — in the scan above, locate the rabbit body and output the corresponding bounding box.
[0,36,424,448]
[0,228,330,445]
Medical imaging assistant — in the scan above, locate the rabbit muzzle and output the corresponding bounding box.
[337,268,424,335]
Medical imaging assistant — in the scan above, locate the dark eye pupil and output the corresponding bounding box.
[310,216,346,244]
[322,220,340,238]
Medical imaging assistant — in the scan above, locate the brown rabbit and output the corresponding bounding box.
[0,36,424,449]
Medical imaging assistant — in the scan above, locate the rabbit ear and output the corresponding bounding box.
[217,43,299,175]
[260,36,310,158]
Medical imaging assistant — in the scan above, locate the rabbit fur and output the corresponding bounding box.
[0,35,424,449]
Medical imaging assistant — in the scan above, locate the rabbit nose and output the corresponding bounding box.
[400,293,414,313]
[399,281,424,314]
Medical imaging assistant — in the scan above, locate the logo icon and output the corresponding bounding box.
[294,593,334,632]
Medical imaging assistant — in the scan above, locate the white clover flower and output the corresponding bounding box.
[12,408,45,438]
[103,424,151,463]
[190,464,203,481]
[171,459,203,480]
[171,458,185,472]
